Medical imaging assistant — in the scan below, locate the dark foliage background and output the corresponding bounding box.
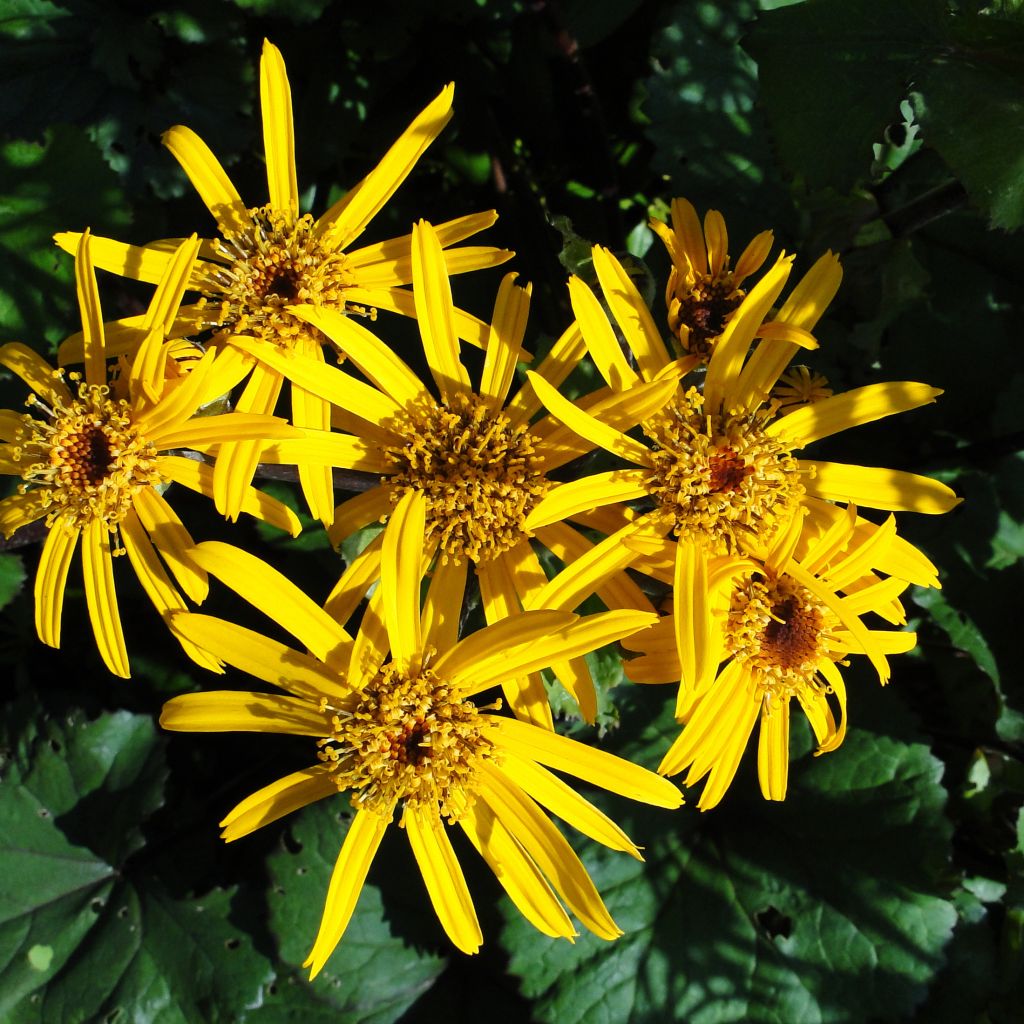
[1,1,1022,1021]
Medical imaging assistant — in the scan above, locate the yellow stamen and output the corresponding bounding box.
[318,663,498,822]
[384,392,549,564]
[643,386,803,553]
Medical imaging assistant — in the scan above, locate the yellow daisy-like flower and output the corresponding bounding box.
[240,219,680,728]
[523,245,958,618]
[0,233,302,677]
[160,491,680,976]
[650,197,774,361]
[55,39,512,528]
[624,506,919,809]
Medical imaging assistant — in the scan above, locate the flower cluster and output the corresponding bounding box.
[3,41,958,976]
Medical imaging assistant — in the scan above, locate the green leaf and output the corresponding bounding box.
[0,552,26,610]
[263,800,446,1023]
[500,713,956,1023]
[0,708,274,1023]
[912,587,999,685]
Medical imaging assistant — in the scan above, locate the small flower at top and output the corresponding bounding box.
[0,233,303,677]
[54,39,512,528]
[160,490,681,977]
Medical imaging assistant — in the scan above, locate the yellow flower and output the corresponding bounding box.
[54,40,512,528]
[241,219,679,728]
[0,233,301,677]
[650,197,774,361]
[624,506,919,808]
[160,491,680,976]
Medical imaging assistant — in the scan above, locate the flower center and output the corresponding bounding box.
[668,273,744,360]
[643,387,803,554]
[12,378,161,531]
[200,205,362,349]
[384,393,549,564]
[726,573,834,696]
[317,664,497,821]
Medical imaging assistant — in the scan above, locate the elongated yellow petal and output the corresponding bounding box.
[0,489,50,537]
[174,612,352,702]
[221,765,336,842]
[670,198,706,272]
[480,274,531,407]
[825,514,897,591]
[422,554,468,652]
[460,800,575,939]
[501,750,642,858]
[347,582,389,690]
[119,510,221,673]
[0,410,24,442]
[0,342,71,406]
[456,610,657,696]
[162,126,249,238]
[801,461,961,514]
[757,702,790,801]
[346,210,500,268]
[190,540,351,668]
[674,539,719,711]
[316,84,454,251]
[705,254,793,413]
[592,246,669,381]
[141,235,202,336]
[74,230,106,388]
[288,304,426,406]
[478,764,621,940]
[526,369,653,466]
[694,692,762,810]
[568,275,639,391]
[34,519,78,648]
[290,338,336,527]
[260,40,298,219]
[504,324,585,428]
[160,690,328,735]
[381,490,425,672]
[523,470,650,532]
[326,485,390,550]
[150,411,298,451]
[816,659,848,753]
[413,220,471,402]
[493,717,682,808]
[769,382,942,447]
[54,231,178,287]
[257,431,390,473]
[404,803,482,954]
[133,347,220,437]
[82,518,129,678]
[704,209,728,277]
[733,229,774,282]
[323,531,383,627]
[304,809,391,979]
[348,244,514,290]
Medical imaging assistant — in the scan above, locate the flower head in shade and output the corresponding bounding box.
[624,506,919,808]
[160,491,680,976]
[0,233,302,677]
[55,40,511,528]
[650,197,774,361]
[246,219,679,728]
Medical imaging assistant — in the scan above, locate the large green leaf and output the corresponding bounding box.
[261,799,447,1024]
[0,552,26,610]
[0,708,274,1023]
[499,710,956,1023]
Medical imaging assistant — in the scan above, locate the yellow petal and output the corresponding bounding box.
[801,461,961,515]
[567,275,638,391]
[304,809,391,979]
[492,716,682,808]
[323,531,383,627]
[74,229,106,387]
[504,324,585,428]
[381,490,425,672]
[703,209,728,277]
[404,803,482,954]
[733,229,774,282]
[422,554,468,652]
[0,342,71,406]
[34,519,79,648]
[459,800,575,939]
[479,273,532,407]
[346,210,500,268]
[769,382,942,447]
[82,518,129,678]
[315,84,454,251]
[54,231,179,287]
[326,485,392,550]
[257,431,389,474]
[162,126,249,238]
[500,750,642,859]
[291,342,336,527]
[757,702,790,801]
[160,690,327,735]
[670,198,706,273]
[260,40,298,220]
[190,540,351,669]
[478,764,621,940]
[347,582,389,690]
[220,765,337,842]
[523,470,650,532]
[174,612,352,702]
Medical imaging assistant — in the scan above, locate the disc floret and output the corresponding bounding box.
[318,664,497,822]
[384,392,549,564]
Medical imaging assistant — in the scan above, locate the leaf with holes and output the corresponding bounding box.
[498,703,957,1024]
[261,798,447,1023]
[0,707,274,1023]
